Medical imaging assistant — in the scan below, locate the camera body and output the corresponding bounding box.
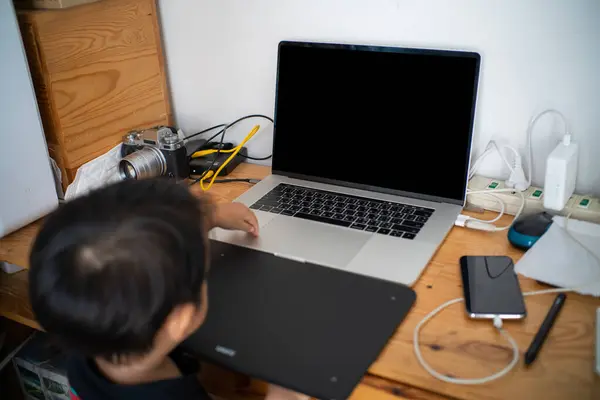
[119,126,189,181]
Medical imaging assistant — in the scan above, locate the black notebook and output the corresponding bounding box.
[183,240,416,400]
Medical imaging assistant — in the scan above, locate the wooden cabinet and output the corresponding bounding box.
[17,0,172,189]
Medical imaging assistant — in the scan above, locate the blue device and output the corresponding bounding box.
[508,212,554,250]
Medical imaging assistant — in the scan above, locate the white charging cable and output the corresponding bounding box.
[414,219,600,385]
[465,140,527,232]
[413,298,520,385]
[463,109,570,233]
[456,188,525,232]
[413,286,575,385]
[469,140,527,190]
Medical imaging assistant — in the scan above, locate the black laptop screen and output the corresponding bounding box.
[272,42,480,203]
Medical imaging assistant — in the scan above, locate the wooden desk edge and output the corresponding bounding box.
[0,164,449,400]
[6,163,595,400]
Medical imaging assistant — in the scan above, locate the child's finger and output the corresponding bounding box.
[245,214,259,236]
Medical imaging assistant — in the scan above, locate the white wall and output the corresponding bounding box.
[158,0,600,195]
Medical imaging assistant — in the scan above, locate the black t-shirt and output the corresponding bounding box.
[67,349,210,400]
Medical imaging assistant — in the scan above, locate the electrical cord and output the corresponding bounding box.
[466,193,506,224]
[191,148,273,161]
[466,141,526,226]
[469,109,570,193]
[240,154,273,161]
[457,188,525,231]
[413,298,520,385]
[188,114,273,187]
[184,124,229,158]
[415,216,600,385]
[491,141,516,175]
[213,178,260,184]
[185,124,228,141]
[466,109,569,228]
[196,125,261,191]
[468,146,494,181]
[468,140,519,181]
[220,115,273,160]
[199,125,260,191]
[189,124,229,187]
[200,114,273,152]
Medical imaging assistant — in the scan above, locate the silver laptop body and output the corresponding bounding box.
[213,41,481,286]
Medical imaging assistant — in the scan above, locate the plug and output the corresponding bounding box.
[493,316,503,329]
[506,165,528,191]
[454,215,497,232]
[505,152,529,191]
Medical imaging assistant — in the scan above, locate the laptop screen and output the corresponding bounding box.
[272,42,480,204]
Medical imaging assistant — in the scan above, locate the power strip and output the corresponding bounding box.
[467,175,600,223]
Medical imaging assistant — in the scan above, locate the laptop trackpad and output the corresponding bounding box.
[214,216,369,269]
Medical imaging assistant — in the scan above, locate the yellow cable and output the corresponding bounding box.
[191,148,237,159]
[199,124,260,191]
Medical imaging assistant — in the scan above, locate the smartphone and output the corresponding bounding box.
[460,256,526,319]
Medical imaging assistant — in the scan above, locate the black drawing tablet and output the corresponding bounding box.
[183,240,416,400]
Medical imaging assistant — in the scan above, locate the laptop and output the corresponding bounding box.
[212,41,481,285]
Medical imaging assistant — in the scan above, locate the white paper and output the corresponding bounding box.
[65,144,123,201]
[515,216,600,296]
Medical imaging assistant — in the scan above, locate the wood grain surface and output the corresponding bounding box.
[0,269,38,330]
[369,212,600,400]
[1,163,599,400]
[18,0,171,185]
[0,222,40,270]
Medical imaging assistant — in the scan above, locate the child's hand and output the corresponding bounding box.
[214,203,259,236]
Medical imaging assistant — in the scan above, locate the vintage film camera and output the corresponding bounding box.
[119,126,189,181]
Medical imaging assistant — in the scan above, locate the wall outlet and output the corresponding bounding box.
[467,175,600,224]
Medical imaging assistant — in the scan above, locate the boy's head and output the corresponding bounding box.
[29,179,211,361]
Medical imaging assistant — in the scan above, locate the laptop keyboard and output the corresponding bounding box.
[250,184,435,240]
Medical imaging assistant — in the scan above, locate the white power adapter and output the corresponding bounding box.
[543,135,578,211]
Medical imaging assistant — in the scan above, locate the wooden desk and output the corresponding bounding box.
[1,163,599,400]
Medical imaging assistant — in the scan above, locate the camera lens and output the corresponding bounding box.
[118,146,166,180]
[121,162,137,179]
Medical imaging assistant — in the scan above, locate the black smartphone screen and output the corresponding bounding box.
[460,256,526,318]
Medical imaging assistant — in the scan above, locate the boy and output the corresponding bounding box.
[29,178,303,399]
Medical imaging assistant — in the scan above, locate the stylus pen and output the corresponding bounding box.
[524,293,567,366]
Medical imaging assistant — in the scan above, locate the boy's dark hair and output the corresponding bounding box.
[29,179,210,359]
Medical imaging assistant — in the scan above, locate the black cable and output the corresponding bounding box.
[200,115,274,146]
[188,114,273,187]
[213,178,260,184]
[188,118,267,162]
[201,129,228,146]
[227,114,273,126]
[185,124,229,159]
[238,154,273,161]
[184,124,227,141]
[201,114,274,158]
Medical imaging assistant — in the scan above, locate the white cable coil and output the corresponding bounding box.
[414,216,600,385]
